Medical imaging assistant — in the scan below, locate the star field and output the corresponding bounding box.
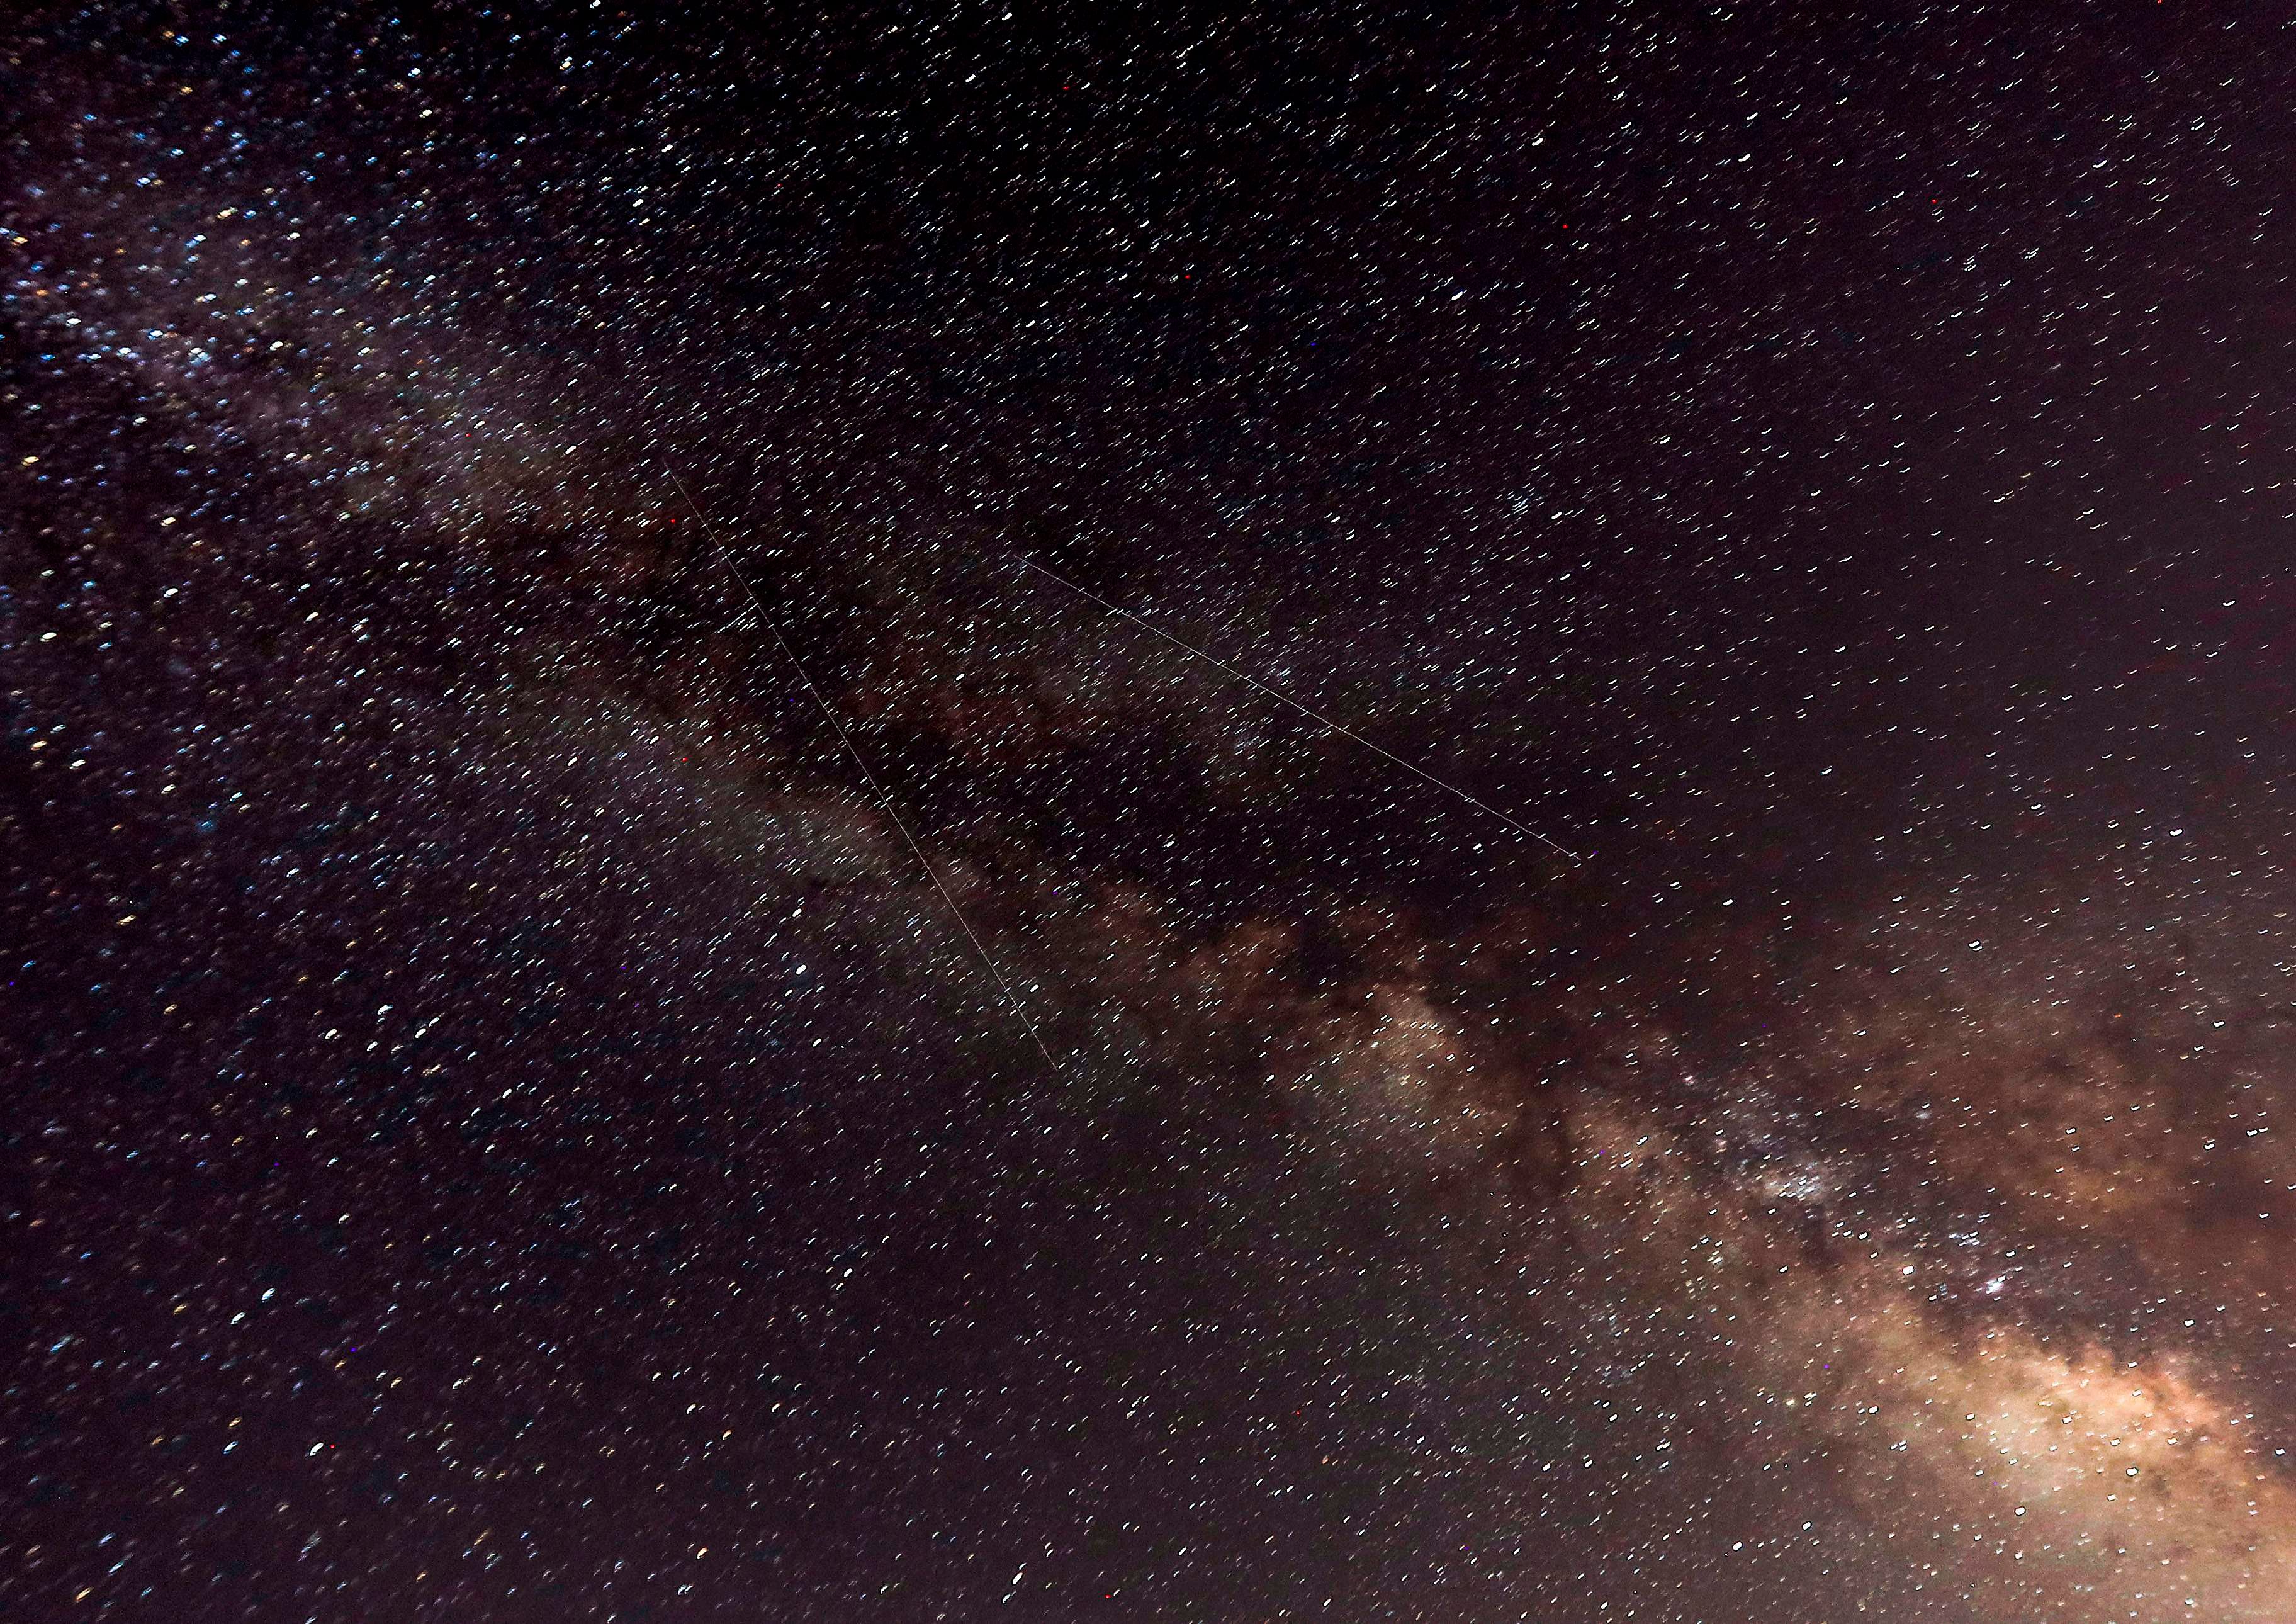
[7,4,2296,1621]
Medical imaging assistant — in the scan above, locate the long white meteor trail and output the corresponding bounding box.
[667,469,1068,1083]
[1010,553,1583,866]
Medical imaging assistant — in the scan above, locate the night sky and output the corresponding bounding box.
[8,4,2296,1620]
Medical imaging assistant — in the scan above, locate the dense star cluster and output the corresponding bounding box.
[7,4,2295,1621]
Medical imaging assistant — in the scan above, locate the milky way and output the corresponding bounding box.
[8,5,2296,1621]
